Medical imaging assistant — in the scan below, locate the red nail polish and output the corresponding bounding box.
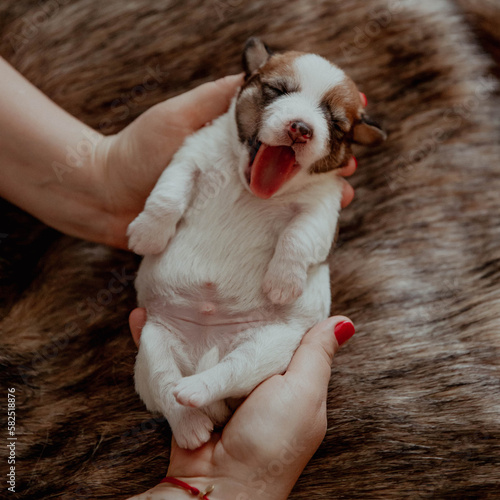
[334,321,355,346]
[352,156,358,170]
[360,92,368,107]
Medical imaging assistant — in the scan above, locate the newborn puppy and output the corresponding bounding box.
[127,37,386,449]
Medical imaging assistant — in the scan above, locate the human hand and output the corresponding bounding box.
[92,74,244,248]
[127,309,355,500]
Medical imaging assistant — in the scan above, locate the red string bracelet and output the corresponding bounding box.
[159,477,215,499]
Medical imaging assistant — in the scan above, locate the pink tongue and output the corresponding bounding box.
[249,145,298,199]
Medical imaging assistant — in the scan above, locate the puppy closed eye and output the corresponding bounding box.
[329,116,350,138]
[321,103,349,137]
[262,82,295,99]
[331,119,345,134]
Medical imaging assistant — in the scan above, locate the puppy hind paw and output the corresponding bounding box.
[171,408,214,450]
[173,376,212,408]
[262,265,306,305]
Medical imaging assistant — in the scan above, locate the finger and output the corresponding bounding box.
[286,316,355,390]
[165,73,245,131]
[338,156,357,178]
[340,180,355,209]
[129,308,147,347]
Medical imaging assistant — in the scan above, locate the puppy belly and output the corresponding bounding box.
[146,293,278,371]
[146,261,331,344]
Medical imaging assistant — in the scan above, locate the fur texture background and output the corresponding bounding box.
[1,0,499,498]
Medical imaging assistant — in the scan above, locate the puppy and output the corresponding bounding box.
[127,38,386,449]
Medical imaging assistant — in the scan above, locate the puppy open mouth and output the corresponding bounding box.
[246,141,301,199]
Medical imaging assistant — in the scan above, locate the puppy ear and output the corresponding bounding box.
[242,37,272,77]
[352,115,387,146]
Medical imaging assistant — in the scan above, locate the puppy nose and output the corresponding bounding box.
[289,121,313,141]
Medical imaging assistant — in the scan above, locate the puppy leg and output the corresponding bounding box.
[135,320,214,449]
[127,158,197,255]
[263,185,342,305]
[173,322,304,408]
[263,257,308,305]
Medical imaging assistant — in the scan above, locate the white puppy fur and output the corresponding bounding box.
[127,42,384,449]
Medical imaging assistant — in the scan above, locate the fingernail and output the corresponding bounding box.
[334,321,355,346]
[352,156,358,170]
[360,92,368,107]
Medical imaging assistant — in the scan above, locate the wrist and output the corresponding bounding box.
[156,471,293,500]
[131,475,289,500]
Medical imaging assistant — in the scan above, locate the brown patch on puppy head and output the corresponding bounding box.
[328,75,387,148]
[323,76,363,124]
[259,50,304,81]
[310,75,386,174]
[309,77,361,174]
[237,51,302,102]
[235,80,262,144]
[236,48,303,146]
[242,37,303,82]
[309,142,353,174]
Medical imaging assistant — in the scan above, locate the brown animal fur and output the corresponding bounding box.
[1,0,499,498]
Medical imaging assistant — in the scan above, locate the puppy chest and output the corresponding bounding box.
[165,193,294,271]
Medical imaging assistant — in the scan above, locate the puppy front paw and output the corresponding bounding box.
[263,262,307,305]
[127,211,177,255]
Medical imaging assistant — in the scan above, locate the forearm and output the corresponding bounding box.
[0,57,106,235]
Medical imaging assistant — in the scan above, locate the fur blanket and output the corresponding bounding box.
[1,0,499,498]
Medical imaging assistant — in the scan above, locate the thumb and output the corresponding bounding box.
[286,316,355,389]
[157,73,244,131]
[129,308,147,347]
